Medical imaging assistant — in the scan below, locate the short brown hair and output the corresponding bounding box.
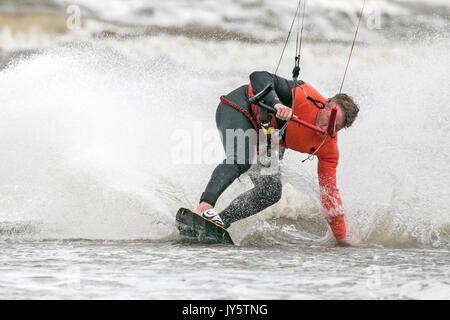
[327,93,359,128]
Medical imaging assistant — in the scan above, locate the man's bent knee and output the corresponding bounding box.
[257,177,282,206]
[268,179,283,204]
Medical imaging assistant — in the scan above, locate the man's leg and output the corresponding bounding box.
[197,85,256,213]
[219,164,282,228]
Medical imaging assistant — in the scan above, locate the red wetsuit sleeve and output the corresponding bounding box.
[317,155,347,240]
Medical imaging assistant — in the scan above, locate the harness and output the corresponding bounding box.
[219,84,283,157]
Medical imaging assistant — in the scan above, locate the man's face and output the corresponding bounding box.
[316,105,345,136]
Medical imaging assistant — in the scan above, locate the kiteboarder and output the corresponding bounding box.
[195,71,359,247]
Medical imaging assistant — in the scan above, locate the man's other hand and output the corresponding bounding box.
[336,238,351,247]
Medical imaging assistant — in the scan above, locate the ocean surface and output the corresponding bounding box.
[0,0,449,299]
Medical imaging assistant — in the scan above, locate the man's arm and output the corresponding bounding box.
[317,155,349,245]
[249,71,296,107]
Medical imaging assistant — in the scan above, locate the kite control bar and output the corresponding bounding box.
[248,83,274,106]
[327,106,338,138]
[249,84,337,138]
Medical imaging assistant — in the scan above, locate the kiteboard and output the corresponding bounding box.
[176,207,234,245]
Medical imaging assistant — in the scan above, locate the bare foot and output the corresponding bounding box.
[196,202,213,215]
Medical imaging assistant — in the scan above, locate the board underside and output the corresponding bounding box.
[176,207,234,245]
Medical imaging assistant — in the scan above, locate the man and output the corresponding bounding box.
[196,71,359,246]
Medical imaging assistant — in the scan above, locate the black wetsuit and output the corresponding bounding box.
[200,71,304,228]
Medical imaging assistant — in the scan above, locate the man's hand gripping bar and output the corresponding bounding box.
[249,84,337,138]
